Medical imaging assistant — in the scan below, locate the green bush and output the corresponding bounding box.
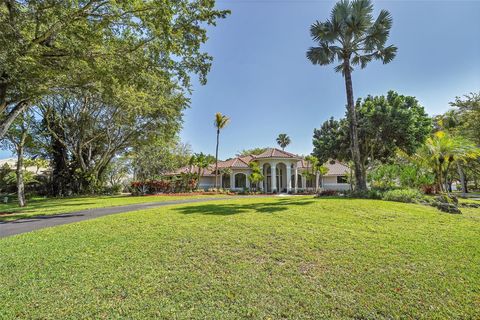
[382,188,424,203]
[344,188,384,199]
[103,184,124,195]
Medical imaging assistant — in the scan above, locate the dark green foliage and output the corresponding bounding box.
[313,91,432,167]
[312,118,350,164]
[450,92,480,145]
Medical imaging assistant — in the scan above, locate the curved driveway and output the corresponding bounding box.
[0,196,268,238]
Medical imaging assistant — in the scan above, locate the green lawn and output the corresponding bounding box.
[1,197,479,319]
[0,194,228,222]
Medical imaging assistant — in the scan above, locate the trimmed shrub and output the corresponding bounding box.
[382,188,424,203]
[316,190,339,197]
[346,188,384,199]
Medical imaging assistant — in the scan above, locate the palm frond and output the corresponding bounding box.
[331,0,352,30]
[376,45,397,64]
[310,21,338,43]
[349,0,373,36]
[306,42,338,66]
[364,9,393,51]
[214,112,230,129]
[352,53,373,69]
[334,63,352,74]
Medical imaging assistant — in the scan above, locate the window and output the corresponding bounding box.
[337,175,347,184]
[235,173,247,188]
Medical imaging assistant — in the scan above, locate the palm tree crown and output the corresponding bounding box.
[214,112,230,131]
[306,0,397,74]
[276,134,291,150]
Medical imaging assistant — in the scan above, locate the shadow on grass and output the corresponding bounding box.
[174,199,315,215]
[0,213,86,224]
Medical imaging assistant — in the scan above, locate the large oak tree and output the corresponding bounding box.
[0,0,229,138]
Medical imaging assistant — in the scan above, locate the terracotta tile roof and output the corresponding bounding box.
[296,159,309,169]
[218,157,250,169]
[324,160,350,175]
[164,148,349,177]
[296,159,350,176]
[253,148,300,159]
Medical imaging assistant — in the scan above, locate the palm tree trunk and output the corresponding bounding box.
[215,129,219,189]
[457,162,467,196]
[444,162,451,195]
[343,63,367,191]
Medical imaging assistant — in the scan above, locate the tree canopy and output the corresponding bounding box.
[313,91,432,167]
[0,0,229,138]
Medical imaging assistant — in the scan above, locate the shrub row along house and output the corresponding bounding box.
[167,148,350,193]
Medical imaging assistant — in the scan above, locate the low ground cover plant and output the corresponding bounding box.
[382,188,424,203]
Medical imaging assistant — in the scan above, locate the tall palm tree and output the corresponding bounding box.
[307,0,397,191]
[214,112,230,189]
[276,133,291,150]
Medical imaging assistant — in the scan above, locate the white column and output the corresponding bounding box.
[294,166,298,193]
[302,175,306,191]
[286,164,292,193]
[230,172,235,190]
[271,163,277,193]
[246,173,250,189]
[259,165,264,192]
[220,174,223,189]
[315,172,319,191]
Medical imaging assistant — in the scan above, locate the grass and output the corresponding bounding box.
[1,197,479,319]
[0,194,228,222]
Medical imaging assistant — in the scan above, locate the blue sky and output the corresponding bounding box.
[0,0,479,160]
[180,0,480,159]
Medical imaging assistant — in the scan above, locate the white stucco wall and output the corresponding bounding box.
[322,176,350,191]
[198,176,215,189]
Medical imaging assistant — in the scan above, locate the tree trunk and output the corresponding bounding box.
[457,162,467,196]
[16,140,26,207]
[0,101,29,140]
[437,164,444,193]
[215,129,219,189]
[51,134,70,196]
[444,162,451,195]
[343,63,367,191]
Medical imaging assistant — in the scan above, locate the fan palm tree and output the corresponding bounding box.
[307,0,397,191]
[214,112,230,189]
[276,133,291,150]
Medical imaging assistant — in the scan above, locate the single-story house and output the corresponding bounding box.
[169,148,351,193]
